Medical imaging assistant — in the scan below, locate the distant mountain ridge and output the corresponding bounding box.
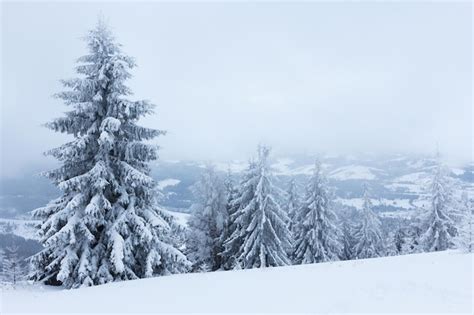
[0,153,472,220]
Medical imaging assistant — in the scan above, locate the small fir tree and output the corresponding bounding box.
[293,161,342,264]
[186,165,228,271]
[224,146,291,268]
[3,244,22,285]
[419,156,457,252]
[352,184,385,259]
[454,192,473,253]
[285,179,300,238]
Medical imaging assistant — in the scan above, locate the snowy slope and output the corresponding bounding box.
[2,251,472,313]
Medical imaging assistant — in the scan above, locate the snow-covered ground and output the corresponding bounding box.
[2,251,472,313]
[0,218,39,240]
[156,178,181,190]
[329,165,386,180]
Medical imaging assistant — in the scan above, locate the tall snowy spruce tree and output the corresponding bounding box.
[352,185,385,259]
[186,165,228,271]
[32,21,188,288]
[419,156,457,252]
[223,146,292,269]
[220,170,242,270]
[293,161,342,264]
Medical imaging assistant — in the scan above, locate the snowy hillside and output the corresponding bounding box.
[156,178,181,190]
[0,218,38,240]
[329,165,386,180]
[2,251,472,313]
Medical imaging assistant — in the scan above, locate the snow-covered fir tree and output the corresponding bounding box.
[31,20,189,288]
[223,146,291,268]
[419,156,457,252]
[3,244,22,285]
[222,160,259,270]
[341,222,355,260]
[0,249,3,277]
[401,223,422,254]
[352,184,385,259]
[454,192,473,253]
[392,226,406,255]
[385,231,400,256]
[293,161,342,264]
[219,170,241,270]
[186,165,228,271]
[285,179,300,237]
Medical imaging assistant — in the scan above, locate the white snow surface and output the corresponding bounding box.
[329,165,385,180]
[2,251,472,313]
[156,178,181,190]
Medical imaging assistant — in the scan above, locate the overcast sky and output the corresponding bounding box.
[1,1,472,177]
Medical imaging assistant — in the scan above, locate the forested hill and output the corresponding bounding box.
[1,153,471,219]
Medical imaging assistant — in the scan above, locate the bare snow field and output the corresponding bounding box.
[2,251,472,314]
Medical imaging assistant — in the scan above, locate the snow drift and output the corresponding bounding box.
[2,251,472,313]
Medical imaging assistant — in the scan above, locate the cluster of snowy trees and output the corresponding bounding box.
[186,148,473,271]
[185,146,371,271]
[387,157,473,256]
[30,21,472,289]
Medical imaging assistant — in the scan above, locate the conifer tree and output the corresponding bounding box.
[31,20,188,288]
[224,146,291,268]
[419,156,457,252]
[222,161,258,269]
[392,226,406,254]
[401,224,422,254]
[285,179,300,237]
[293,161,341,264]
[352,185,385,259]
[220,170,242,270]
[0,249,3,279]
[3,244,23,285]
[186,165,228,271]
[341,222,355,260]
[454,192,473,253]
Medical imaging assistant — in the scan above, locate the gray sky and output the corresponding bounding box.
[1,1,472,177]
